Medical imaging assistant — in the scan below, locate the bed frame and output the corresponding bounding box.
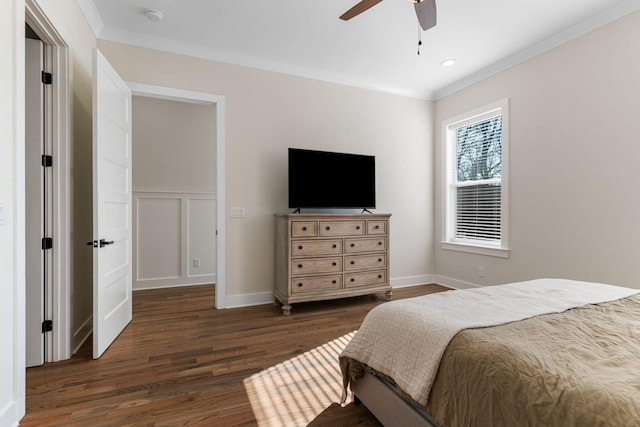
[352,372,439,427]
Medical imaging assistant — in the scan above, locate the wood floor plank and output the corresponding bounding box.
[23,283,448,426]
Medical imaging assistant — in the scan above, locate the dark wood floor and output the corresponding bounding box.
[22,284,448,426]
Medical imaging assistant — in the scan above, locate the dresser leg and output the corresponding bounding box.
[385,289,393,301]
[281,304,292,315]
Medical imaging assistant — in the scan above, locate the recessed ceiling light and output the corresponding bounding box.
[144,8,164,22]
[441,59,456,67]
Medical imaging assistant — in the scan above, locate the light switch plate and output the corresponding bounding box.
[230,207,246,218]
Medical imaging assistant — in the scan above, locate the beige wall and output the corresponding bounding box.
[434,11,640,289]
[99,40,435,298]
[132,96,216,193]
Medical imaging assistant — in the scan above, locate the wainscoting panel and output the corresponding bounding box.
[136,197,182,281]
[133,192,216,290]
[188,198,216,277]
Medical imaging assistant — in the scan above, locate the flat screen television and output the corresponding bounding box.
[288,148,376,210]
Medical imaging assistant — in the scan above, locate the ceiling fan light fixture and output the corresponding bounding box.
[144,8,164,22]
[441,58,456,67]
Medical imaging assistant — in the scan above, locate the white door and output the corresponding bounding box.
[25,37,46,367]
[92,49,132,359]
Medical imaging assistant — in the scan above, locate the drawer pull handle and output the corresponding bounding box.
[356,225,361,230]
[378,274,383,279]
[378,241,382,245]
[375,225,380,229]
[298,283,303,287]
[297,264,303,268]
[326,226,331,230]
[351,243,355,247]
[378,258,382,262]
[332,280,337,284]
[350,278,355,282]
[298,245,303,250]
[302,226,307,231]
[332,262,337,266]
[332,244,337,248]
[350,261,355,265]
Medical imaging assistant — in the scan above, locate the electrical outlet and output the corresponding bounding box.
[193,258,201,268]
[230,207,246,218]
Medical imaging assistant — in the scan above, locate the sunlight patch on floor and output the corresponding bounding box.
[244,331,356,427]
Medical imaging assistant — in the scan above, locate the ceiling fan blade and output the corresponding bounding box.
[340,0,383,21]
[415,0,437,31]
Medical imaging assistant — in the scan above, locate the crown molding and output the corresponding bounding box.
[75,0,104,37]
[434,0,640,99]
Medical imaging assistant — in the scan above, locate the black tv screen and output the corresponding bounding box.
[288,148,376,209]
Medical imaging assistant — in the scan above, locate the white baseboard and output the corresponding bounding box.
[390,274,436,288]
[224,275,438,309]
[72,314,93,355]
[0,401,20,427]
[133,279,215,291]
[434,275,480,290]
[224,291,274,309]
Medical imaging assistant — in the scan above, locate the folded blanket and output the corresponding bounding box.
[340,278,639,406]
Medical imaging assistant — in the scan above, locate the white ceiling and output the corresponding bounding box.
[80,0,640,99]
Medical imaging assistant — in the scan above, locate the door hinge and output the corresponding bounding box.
[42,320,53,333]
[42,237,53,250]
[42,154,53,167]
[41,71,52,85]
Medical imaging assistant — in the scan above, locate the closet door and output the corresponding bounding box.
[25,37,46,367]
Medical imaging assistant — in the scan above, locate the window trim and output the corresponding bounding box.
[442,98,510,257]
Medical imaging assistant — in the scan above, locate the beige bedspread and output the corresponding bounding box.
[340,279,638,407]
[427,294,640,426]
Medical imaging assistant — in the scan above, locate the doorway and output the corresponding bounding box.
[131,95,217,291]
[25,25,52,367]
[127,83,227,309]
[24,1,71,365]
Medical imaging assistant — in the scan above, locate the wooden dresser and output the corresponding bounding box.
[274,213,391,315]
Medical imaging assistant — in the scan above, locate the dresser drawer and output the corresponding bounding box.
[345,270,387,288]
[319,221,366,237]
[345,254,387,271]
[291,221,317,237]
[367,220,387,235]
[291,257,342,275]
[345,237,387,254]
[291,239,342,257]
[291,275,342,294]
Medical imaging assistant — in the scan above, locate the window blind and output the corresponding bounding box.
[456,183,501,241]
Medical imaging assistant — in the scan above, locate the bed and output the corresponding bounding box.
[339,279,640,426]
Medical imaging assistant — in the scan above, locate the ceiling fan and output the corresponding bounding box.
[340,0,437,31]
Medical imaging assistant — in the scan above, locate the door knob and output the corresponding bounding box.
[99,239,114,247]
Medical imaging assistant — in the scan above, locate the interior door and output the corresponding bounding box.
[25,37,45,367]
[92,49,132,359]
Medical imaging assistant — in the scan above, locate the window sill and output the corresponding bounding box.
[441,241,510,258]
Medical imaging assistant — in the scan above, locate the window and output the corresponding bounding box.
[443,99,509,257]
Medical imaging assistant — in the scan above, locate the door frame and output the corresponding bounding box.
[127,83,227,308]
[25,0,71,361]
